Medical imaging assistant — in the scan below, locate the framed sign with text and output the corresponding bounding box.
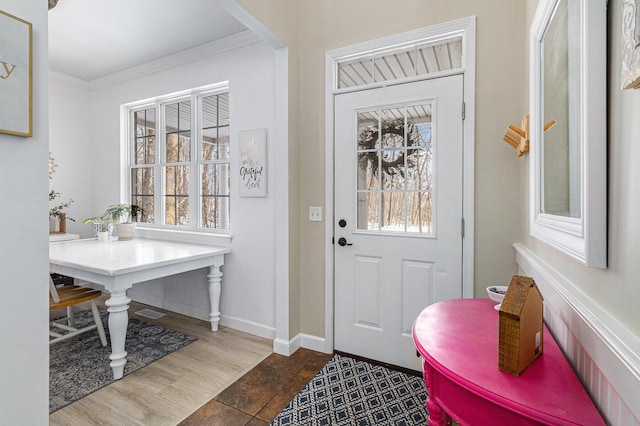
[0,10,32,137]
[238,128,267,197]
[622,0,640,89]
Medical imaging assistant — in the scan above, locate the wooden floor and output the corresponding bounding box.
[180,349,332,425]
[49,297,331,426]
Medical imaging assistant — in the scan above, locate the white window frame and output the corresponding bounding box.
[120,82,232,244]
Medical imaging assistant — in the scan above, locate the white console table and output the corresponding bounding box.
[49,238,230,380]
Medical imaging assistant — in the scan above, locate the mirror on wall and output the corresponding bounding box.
[542,0,579,219]
[529,0,607,267]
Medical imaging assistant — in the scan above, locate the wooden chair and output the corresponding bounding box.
[49,276,108,346]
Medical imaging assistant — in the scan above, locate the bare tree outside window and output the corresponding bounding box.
[132,107,155,223]
[200,93,230,229]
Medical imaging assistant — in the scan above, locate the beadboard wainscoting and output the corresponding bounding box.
[514,243,640,425]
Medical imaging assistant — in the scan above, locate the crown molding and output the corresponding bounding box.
[49,70,91,90]
[84,29,260,91]
[48,30,261,91]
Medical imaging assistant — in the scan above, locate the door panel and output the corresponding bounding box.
[334,76,464,370]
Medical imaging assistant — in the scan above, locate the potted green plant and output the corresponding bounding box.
[48,154,75,233]
[103,203,141,240]
[81,216,111,242]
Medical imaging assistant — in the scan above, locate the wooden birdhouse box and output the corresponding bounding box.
[498,275,544,376]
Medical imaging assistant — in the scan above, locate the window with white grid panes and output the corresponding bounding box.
[127,84,230,232]
[356,102,433,234]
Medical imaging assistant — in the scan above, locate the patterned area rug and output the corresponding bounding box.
[49,309,196,413]
[270,353,428,425]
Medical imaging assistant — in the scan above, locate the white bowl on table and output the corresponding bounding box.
[486,285,508,309]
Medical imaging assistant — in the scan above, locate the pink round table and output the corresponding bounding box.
[412,299,605,425]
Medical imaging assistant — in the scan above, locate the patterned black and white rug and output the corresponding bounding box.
[270,353,428,425]
[49,309,196,414]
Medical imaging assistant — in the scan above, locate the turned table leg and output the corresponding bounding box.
[207,260,224,331]
[427,396,451,426]
[423,361,452,426]
[105,290,131,380]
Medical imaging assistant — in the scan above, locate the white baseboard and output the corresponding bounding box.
[112,291,331,364]
[300,333,328,353]
[273,333,329,356]
[273,335,299,356]
[127,291,276,340]
[220,314,275,340]
[514,243,640,425]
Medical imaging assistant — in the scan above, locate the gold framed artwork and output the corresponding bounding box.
[622,0,640,89]
[0,10,32,137]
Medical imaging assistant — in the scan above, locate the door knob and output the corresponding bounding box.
[337,237,352,246]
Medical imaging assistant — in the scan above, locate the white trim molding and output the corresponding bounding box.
[324,16,476,355]
[514,243,640,425]
[134,227,232,245]
[529,0,607,268]
[218,0,291,357]
[274,333,327,357]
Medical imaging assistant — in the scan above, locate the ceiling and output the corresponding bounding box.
[48,0,248,81]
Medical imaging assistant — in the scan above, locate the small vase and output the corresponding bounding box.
[49,216,57,233]
[97,231,109,242]
[59,213,67,233]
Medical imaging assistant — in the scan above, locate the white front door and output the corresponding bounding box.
[334,75,464,370]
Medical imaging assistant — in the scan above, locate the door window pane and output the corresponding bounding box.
[407,191,432,233]
[356,102,433,234]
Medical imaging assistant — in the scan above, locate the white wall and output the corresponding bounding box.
[49,73,93,236]
[516,0,640,423]
[0,0,50,422]
[51,34,279,338]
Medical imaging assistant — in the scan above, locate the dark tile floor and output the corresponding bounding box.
[179,348,333,426]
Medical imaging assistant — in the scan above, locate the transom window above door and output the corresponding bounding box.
[336,36,462,89]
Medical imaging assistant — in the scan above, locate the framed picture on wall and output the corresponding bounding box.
[0,10,32,137]
[238,128,267,197]
[622,0,640,89]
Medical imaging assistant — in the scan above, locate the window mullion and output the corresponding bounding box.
[155,101,164,226]
[189,93,200,230]
[403,107,408,232]
[377,111,382,231]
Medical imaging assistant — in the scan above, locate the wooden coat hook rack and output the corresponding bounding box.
[503,115,556,157]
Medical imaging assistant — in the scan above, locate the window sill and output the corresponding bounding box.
[134,227,232,246]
